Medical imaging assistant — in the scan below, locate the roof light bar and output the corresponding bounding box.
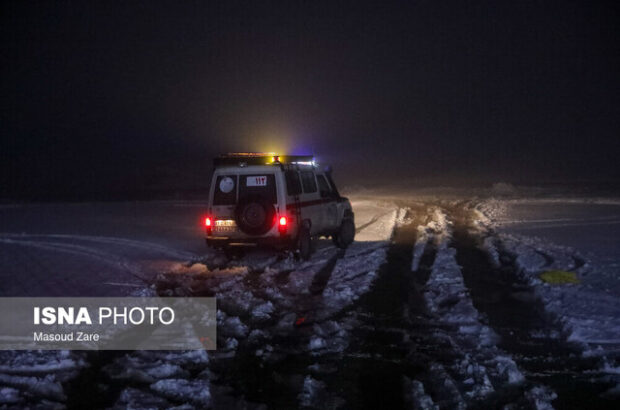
[214,153,315,167]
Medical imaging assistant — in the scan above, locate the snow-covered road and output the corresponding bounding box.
[0,194,619,408]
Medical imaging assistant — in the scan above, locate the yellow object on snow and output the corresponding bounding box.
[540,270,580,285]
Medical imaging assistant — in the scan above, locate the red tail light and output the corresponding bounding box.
[205,217,212,235]
[278,215,287,234]
[205,217,212,227]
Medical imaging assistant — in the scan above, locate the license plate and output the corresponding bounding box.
[214,220,236,232]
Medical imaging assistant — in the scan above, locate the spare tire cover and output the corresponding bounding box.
[234,195,276,235]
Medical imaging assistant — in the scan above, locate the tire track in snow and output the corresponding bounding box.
[410,206,553,409]
[321,210,425,409]
[448,204,619,409]
[354,209,395,234]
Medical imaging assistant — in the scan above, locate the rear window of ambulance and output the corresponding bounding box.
[239,174,277,204]
[213,175,238,205]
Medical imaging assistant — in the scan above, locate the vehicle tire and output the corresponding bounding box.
[234,195,276,236]
[298,227,312,261]
[333,218,355,249]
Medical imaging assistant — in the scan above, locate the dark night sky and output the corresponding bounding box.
[2,1,619,199]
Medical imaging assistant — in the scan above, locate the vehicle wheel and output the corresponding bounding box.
[298,228,312,261]
[333,218,355,249]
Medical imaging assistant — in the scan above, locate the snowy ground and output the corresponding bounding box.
[1,192,619,408]
[0,201,203,296]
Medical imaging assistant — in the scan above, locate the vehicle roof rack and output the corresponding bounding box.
[213,153,316,167]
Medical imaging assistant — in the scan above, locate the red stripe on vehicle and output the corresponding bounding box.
[286,198,335,210]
